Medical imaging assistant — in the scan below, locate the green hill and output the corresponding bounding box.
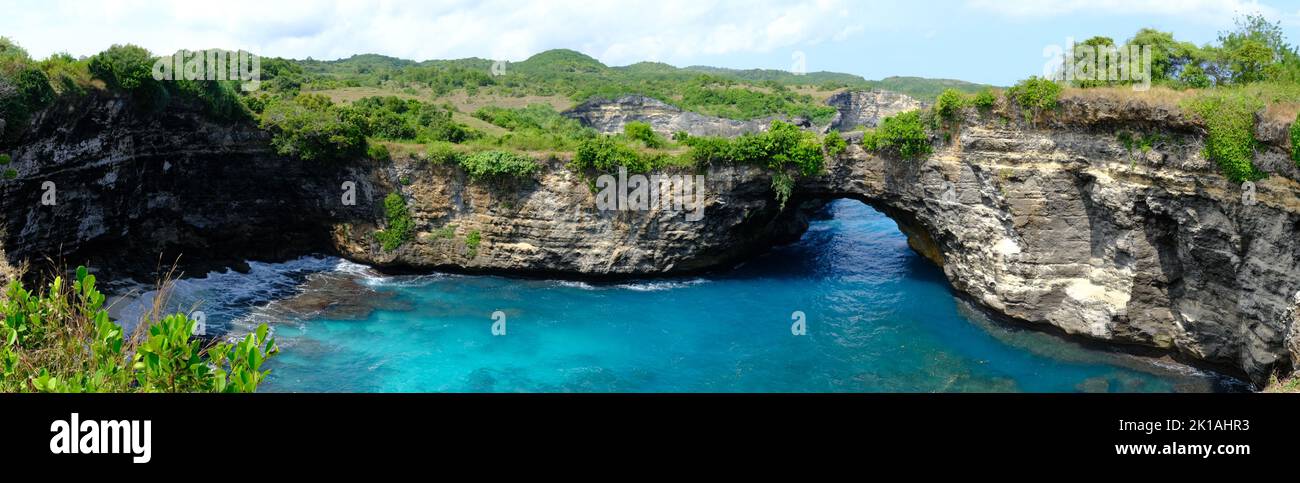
[514,49,606,74]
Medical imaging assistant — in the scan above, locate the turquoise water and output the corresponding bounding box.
[227,200,1234,393]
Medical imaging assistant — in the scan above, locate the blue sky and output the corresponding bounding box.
[1,0,1298,86]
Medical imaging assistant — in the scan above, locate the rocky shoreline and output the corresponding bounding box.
[2,89,1298,386]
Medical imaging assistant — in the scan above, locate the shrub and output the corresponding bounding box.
[680,120,824,175]
[572,136,650,173]
[38,52,91,95]
[1182,91,1265,182]
[0,36,30,71]
[0,64,55,141]
[870,110,932,160]
[681,135,732,167]
[0,266,278,393]
[473,104,590,140]
[823,130,847,158]
[13,67,54,110]
[426,141,460,165]
[88,44,169,108]
[1181,64,1212,89]
[87,44,154,91]
[935,88,966,122]
[1007,76,1061,120]
[374,192,413,251]
[260,94,367,161]
[672,131,690,142]
[366,141,391,161]
[746,120,824,175]
[350,96,475,143]
[972,88,997,110]
[459,150,540,181]
[465,230,482,257]
[1291,113,1300,167]
[172,79,248,120]
[624,121,665,148]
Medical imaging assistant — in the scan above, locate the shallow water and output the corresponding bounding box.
[123,200,1239,392]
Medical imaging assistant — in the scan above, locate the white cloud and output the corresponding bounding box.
[0,0,868,65]
[965,0,1284,23]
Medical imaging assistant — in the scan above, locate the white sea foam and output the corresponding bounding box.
[551,278,707,292]
[614,278,708,291]
[108,255,343,334]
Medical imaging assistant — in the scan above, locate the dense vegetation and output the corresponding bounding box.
[259,94,366,161]
[1183,90,1267,181]
[374,192,414,251]
[279,47,987,111]
[1,266,277,392]
[862,111,932,160]
[458,150,541,181]
[955,14,1300,183]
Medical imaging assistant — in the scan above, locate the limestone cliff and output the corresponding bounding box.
[3,89,1299,386]
[823,89,923,132]
[565,94,789,136]
[0,91,375,280]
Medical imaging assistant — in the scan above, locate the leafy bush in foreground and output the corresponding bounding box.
[1,266,278,393]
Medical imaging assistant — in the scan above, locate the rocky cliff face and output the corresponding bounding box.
[3,90,1299,385]
[800,103,1300,384]
[333,158,814,277]
[824,89,923,132]
[565,95,782,137]
[0,92,376,280]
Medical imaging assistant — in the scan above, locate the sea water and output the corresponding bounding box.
[129,200,1236,392]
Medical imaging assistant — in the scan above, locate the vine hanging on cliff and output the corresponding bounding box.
[374,192,414,251]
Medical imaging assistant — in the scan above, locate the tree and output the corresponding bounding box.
[1217,14,1299,84]
[88,44,169,108]
[1125,28,1199,83]
[1071,36,1117,87]
[1223,38,1275,83]
[88,44,155,90]
[260,94,367,161]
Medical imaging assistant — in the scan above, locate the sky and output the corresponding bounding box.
[1,0,1298,86]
